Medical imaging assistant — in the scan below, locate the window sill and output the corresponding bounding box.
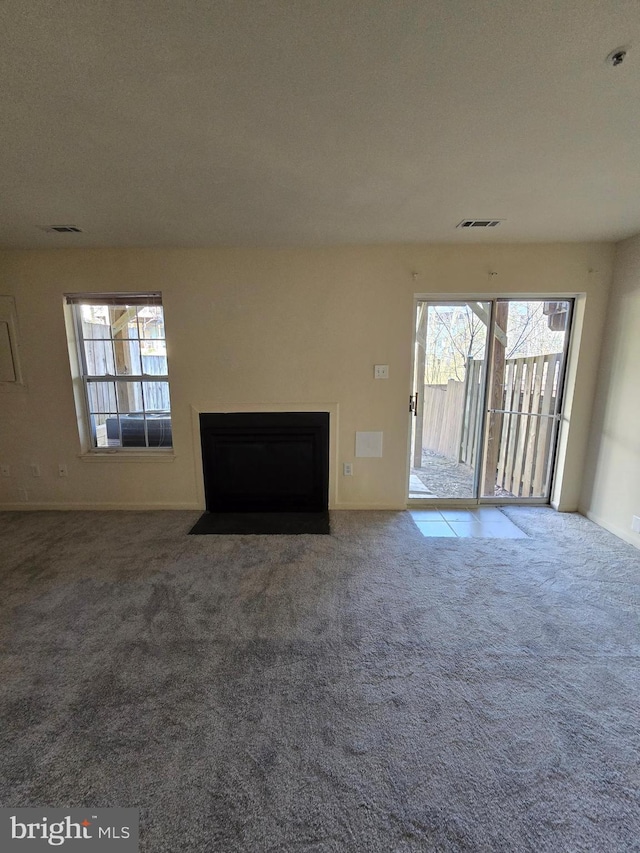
[79,450,176,463]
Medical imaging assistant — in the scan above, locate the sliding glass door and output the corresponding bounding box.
[409,298,573,503]
[409,301,491,500]
[481,299,572,500]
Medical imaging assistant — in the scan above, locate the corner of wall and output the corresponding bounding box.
[579,233,640,548]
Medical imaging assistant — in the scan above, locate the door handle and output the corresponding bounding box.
[409,392,419,417]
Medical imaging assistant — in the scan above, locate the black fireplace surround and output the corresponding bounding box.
[199,412,329,513]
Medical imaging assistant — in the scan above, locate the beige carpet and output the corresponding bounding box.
[0,507,638,851]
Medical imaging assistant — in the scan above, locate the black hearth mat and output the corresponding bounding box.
[189,511,330,535]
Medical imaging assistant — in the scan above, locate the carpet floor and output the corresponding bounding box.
[0,507,638,852]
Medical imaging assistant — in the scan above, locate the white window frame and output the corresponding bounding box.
[65,292,173,455]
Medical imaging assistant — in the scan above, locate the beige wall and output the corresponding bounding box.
[581,234,640,548]
[0,243,613,511]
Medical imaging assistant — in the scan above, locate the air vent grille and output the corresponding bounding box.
[457,219,503,229]
[44,225,83,233]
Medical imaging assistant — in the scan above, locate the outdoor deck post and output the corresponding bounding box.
[483,301,509,495]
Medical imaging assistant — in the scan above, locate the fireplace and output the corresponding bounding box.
[198,412,330,514]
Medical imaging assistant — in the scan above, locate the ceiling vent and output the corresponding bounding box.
[457,219,503,229]
[43,225,83,233]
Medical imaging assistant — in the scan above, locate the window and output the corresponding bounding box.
[66,292,172,451]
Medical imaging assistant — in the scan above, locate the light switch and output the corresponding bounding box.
[374,364,389,379]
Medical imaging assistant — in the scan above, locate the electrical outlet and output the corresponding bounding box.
[30,464,41,478]
[58,463,68,478]
[632,515,640,534]
[0,464,10,477]
[343,462,353,476]
[18,487,28,502]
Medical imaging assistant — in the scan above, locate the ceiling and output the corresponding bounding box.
[1,0,639,249]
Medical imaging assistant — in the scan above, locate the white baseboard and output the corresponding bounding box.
[332,503,406,511]
[584,510,640,550]
[0,501,405,512]
[0,502,202,511]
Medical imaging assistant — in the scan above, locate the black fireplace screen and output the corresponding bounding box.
[199,412,329,512]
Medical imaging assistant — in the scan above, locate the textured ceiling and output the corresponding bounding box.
[1,0,639,248]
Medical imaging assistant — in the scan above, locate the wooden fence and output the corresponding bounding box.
[459,358,485,468]
[421,380,466,458]
[420,352,562,498]
[83,320,170,413]
[493,352,561,497]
